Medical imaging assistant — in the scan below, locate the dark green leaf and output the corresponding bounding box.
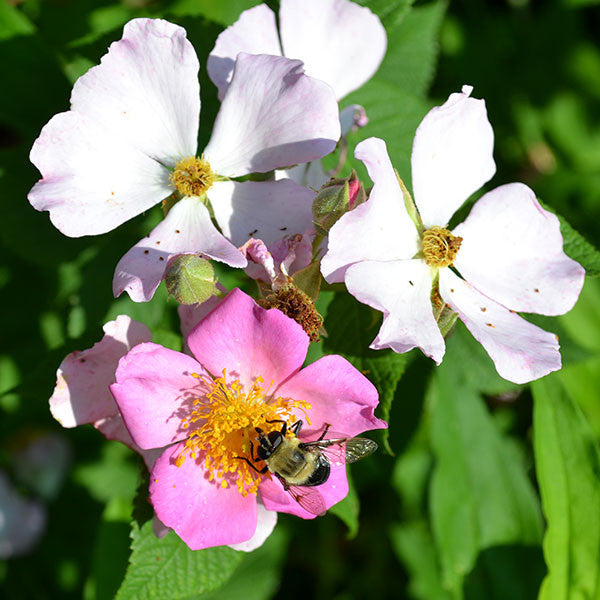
[329,469,360,538]
[532,375,600,600]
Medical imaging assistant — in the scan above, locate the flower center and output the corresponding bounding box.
[175,370,311,496]
[422,226,462,268]
[170,156,215,197]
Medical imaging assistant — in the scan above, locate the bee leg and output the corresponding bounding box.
[235,456,268,475]
[316,423,332,441]
[291,420,303,436]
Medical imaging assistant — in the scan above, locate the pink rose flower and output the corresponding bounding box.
[110,289,386,550]
[322,86,585,384]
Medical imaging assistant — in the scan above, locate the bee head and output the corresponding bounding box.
[255,427,283,460]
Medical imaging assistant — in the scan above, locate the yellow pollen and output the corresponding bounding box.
[170,156,215,197]
[422,226,462,268]
[175,370,311,497]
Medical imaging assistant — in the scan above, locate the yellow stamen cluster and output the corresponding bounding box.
[175,370,311,496]
[170,156,215,197]
[422,226,462,268]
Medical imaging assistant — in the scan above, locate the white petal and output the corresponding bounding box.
[439,269,561,384]
[70,18,200,164]
[339,104,368,135]
[207,4,282,100]
[29,18,201,237]
[321,137,419,283]
[204,54,340,177]
[411,85,496,228]
[228,502,277,552]
[113,196,246,302]
[275,160,329,190]
[208,179,314,247]
[280,0,386,100]
[29,111,172,236]
[453,183,585,315]
[345,259,445,363]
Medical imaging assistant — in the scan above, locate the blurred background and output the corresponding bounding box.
[1,0,600,598]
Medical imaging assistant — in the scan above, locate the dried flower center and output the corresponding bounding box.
[175,370,311,496]
[170,156,215,197]
[422,226,462,268]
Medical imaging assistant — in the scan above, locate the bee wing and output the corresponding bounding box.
[301,437,378,466]
[275,474,326,516]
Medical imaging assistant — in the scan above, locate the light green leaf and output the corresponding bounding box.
[532,376,600,600]
[429,356,543,596]
[116,521,243,600]
[390,521,451,600]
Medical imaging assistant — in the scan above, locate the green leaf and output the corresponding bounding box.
[322,293,411,452]
[201,528,289,600]
[390,521,451,600]
[166,0,261,25]
[164,255,221,305]
[532,375,600,600]
[429,356,543,596]
[329,469,359,538]
[116,521,244,600]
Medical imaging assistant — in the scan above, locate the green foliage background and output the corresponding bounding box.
[1,0,600,598]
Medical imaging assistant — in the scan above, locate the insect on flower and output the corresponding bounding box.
[238,419,377,515]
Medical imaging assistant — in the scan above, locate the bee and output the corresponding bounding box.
[238,419,377,516]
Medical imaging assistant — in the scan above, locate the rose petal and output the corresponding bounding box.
[112,196,246,302]
[411,85,496,228]
[150,443,257,550]
[228,501,277,552]
[280,0,386,100]
[321,137,419,283]
[187,289,309,390]
[110,343,211,450]
[29,18,200,237]
[204,53,340,177]
[339,104,368,135]
[453,183,585,315]
[207,4,282,100]
[70,18,199,165]
[29,112,172,237]
[50,315,151,428]
[208,179,314,247]
[275,160,329,190]
[178,291,225,354]
[345,259,446,363]
[276,355,386,438]
[259,464,348,519]
[439,269,561,384]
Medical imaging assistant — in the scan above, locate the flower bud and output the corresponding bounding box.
[164,254,222,305]
[312,170,366,236]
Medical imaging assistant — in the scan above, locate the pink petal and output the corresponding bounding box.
[276,355,386,439]
[411,85,496,228]
[112,196,246,302]
[228,502,277,552]
[259,464,348,519]
[29,112,172,237]
[50,315,151,428]
[280,0,386,100]
[439,269,561,384]
[178,292,225,354]
[240,238,278,283]
[345,259,446,363]
[453,183,585,315]
[208,179,314,248]
[204,54,340,177]
[207,4,282,100]
[187,289,309,390]
[321,137,419,283]
[110,343,211,450]
[150,443,258,550]
[29,18,200,237]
